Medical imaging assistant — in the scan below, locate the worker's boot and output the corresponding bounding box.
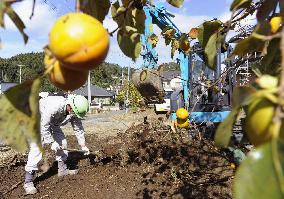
[23,171,37,195]
[58,161,78,177]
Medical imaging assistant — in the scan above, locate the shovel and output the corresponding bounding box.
[39,148,103,173]
[64,147,103,158]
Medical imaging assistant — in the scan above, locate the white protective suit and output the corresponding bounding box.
[25,96,86,173]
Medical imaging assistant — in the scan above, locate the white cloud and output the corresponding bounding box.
[103,15,118,32]
[1,0,58,57]
[171,14,212,32]
[105,43,133,66]
[219,11,232,22]
[4,0,57,35]
[0,37,45,58]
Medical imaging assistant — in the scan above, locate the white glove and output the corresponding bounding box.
[51,142,61,151]
[81,146,90,155]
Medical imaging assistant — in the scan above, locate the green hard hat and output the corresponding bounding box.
[68,95,89,118]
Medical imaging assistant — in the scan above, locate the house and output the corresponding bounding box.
[160,70,180,90]
[0,82,17,94]
[72,84,114,105]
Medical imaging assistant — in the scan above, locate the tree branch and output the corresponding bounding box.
[75,0,80,12]
[29,0,36,19]
[109,0,135,36]
[4,0,23,2]
[274,26,284,124]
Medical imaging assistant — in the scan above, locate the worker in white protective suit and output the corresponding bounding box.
[23,94,90,195]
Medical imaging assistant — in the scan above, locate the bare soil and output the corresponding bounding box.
[0,110,235,199]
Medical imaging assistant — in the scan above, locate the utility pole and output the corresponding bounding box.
[1,69,3,82]
[125,64,131,113]
[121,68,124,86]
[17,64,24,83]
[87,71,91,113]
[20,65,22,83]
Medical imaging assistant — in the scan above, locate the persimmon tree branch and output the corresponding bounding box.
[279,29,284,100]
[274,27,284,124]
[76,0,80,12]
[109,0,135,36]
[4,0,23,2]
[29,0,36,19]
[231,2,260,24]
[251,32,282,41]
[189,66,234,116]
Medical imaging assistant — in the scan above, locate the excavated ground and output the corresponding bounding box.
[0,110,236,199]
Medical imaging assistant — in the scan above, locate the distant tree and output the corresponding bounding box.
[116,81,142,108]
[161,62,179,71]
[0,53,130,92]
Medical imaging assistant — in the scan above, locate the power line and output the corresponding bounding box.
[40,0,73,16]
[40,0,59,15]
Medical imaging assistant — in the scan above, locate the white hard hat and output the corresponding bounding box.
[67,95,89,118]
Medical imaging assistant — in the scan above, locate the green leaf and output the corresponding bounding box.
[232,86,256,107]
[233,22,270,56]
[256,0,278,22]
[126,8,146,34]
[251,64,263,77]
[117,26,142,60]
[203,31,225,69]
[216,86,256,148]
[111,0,120,17]
[198,21,223,68]
[234,140,284,199]
[179,33,190,53]
[166,0,184,8]
[160,27,173,46]
[4,5,28,44]
[171,39,179,58]
[111,1,124,26]
[259,38,281,75]
[148,33,158,47]
[214,107,240,148]
[121,0,131,7]
[230,0,252,11]
[80,0,111,22]
[0,1,9,27]
[165,37,171,46]
[198,20,222,48]
[233,37,260,56]
[252,89,279,104]
[204,32,218,69]
[0,78,41,152]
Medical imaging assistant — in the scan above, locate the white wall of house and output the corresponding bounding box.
[92,97,112,105]
[163,81,171,90]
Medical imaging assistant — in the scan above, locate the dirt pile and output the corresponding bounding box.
[0,118,235,199]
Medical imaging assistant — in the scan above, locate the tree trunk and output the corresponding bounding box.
[132,69,165,104]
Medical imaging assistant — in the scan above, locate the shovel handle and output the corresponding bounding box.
[63,147,101,156]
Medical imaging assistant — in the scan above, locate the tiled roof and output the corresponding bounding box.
[72,84,114,97]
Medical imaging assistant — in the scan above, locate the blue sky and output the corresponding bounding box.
[0,0,240,67]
